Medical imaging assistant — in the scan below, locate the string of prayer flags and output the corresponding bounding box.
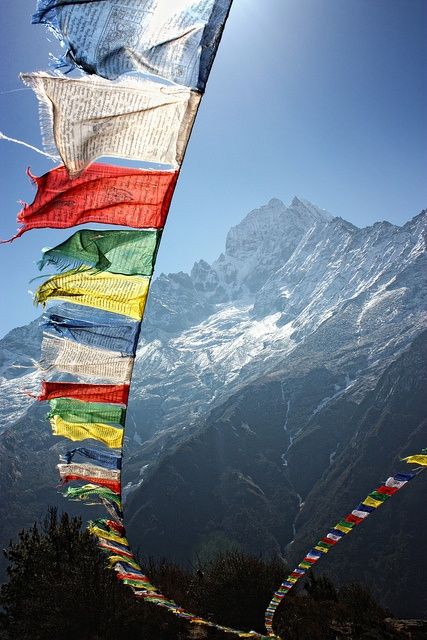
[40,335,134,383]
[57,462,121,493]
[37,381,130,405]
[32,0,233,91]
[22,72,201,177]
[89,519,270,639]
[39,229,162,276]
[47,397,126,426]
[35,270,150,320]
[264,456,426,636]
[42,304,141,356]
[50,415,124,449]
[4,164,178,242]
[61,446,122,470]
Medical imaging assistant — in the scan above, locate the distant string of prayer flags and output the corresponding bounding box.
[264,456,427,636]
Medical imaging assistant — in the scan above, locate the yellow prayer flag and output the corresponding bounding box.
[362,496,382,508]
[108,556,141,570]
[334,523,352,534]
[50,415,124,449]
[35,269,150,320]
[403,454,427,466]
[89,524,129,546]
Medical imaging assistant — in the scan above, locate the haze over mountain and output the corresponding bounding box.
[0,196,426,616]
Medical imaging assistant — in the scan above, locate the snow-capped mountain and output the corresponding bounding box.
[1,197,424,439]
[126,198,426,449]
[0,196,426,615]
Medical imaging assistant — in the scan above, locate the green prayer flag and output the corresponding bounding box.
[64,484,123,507]
[48,398,126,426]
[316,541,331,550]
[39,229,162,276]
[369,491,389,502]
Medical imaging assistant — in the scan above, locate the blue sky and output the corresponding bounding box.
[0,0,426,337]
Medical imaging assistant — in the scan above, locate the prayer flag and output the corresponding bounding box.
[35,270,150,321]
[22,72,200,177]
[368,491,390,503]
[376,485,399,496]
[98,539,133,556]
[402,455,427,466]
[62,447,122,470]
[5,164,177,242]
[32,0,233,91]
[39,229,162,276]
[48,397,126,426]
[50,415,124,449]
[351,510,369,520]
[57,462,121,493]
[108,556,141,571]
[40,335,134,383]
[42,304,140,355]
[38,381,130,404]
[334,523,352,534]
[362,496,383,508]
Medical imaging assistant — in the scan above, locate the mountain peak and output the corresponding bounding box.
[289,196,333,222]
[267,198,284,208]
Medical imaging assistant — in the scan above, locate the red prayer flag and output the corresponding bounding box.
[98,540,133,558]
[320,537,337,545]
[116,572,150,582]
[344,513,364,525]
[38,382,130,405]
[3,164,178,241]
[105,520,126,535]
[61,474,121,494]
[376,485,399,496]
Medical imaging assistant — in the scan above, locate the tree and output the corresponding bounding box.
[0,508,185,640]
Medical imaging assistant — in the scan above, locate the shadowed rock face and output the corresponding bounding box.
[124,332,427,618]
[0,198,425,616]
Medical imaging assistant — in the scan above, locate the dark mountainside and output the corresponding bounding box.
[126,331,427,618]
[0,197,426,619]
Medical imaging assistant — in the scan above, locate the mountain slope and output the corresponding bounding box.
[125,331,427,616]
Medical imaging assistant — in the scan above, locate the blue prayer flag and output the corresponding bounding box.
[62,446,122,469]
[42,303,140,356]
[33,0,233,91]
